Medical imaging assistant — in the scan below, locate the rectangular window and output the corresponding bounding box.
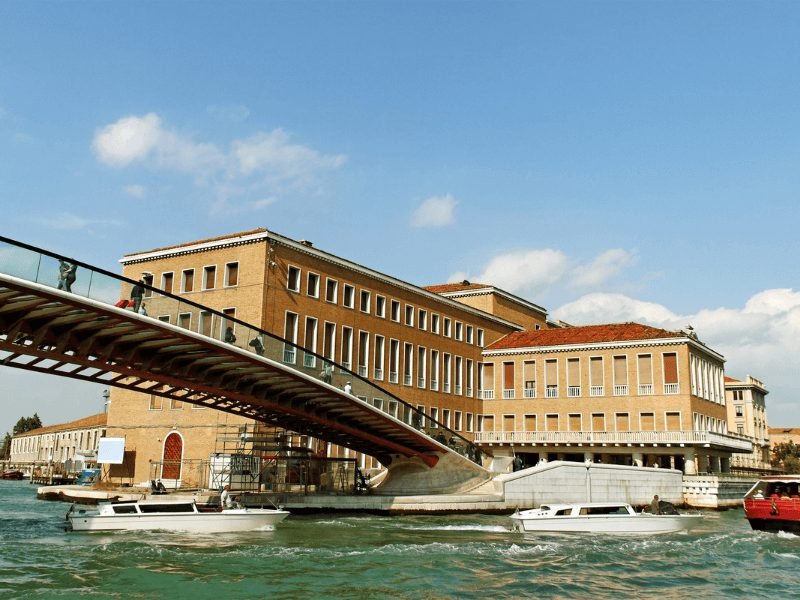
[199,310,213,337]
[615,412,630,432]
[503,361,515,399]
[640,412,655,431]
[141,273,154,297]
[466,325,473,344]
[466,412,474,432]
[417,346,427,388]
[405,305,414,326]
[389,339,399,383]
[360,290,370,313]
[374,335,385,380]
[323,322,336,363]
[482,414,494,433]
[222,308,236,342]
[443,318,452,337]
[343,284,355,308]
[590,357,604,396]
[568,413,582,431]
[357,331,370,377]
[443,353,451,393]
[181,269,194,293]
[149,395,162,410]
[325,278,338,303]
[735,405,743,417]
[341,327,353,370]
[663,353,679,394]
[375,295,386,318]
[454,411,462,431]
[430,350,439,391]
[225,262,239,287]
[403,343,413,386]
[567,358,580,397]
[287,266,301,292]
[524,414,537,431]
[431,314,440,334]
[283,312,299,363]
[170,399,183,410]
[613,355,628,395]
[591,413,605,432]
[466,359,474,396]
[477,329,484,347]
[430,407,439,428]
[390,300,400,322]
[637,354,653,395]
[454,356,463,395]
[546,414,559,431]
[480,362,494,399]
[455,321,463,341]
[177,312,191,329]
[418,309,427,330]
[203,265,216,290]
[545,359,558,397]
[307,273,320,298]
[161,272,174,295]
[666,411,681,431]
[503,414,515,432]
[523,360,536,398]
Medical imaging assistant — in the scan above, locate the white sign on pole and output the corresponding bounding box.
[97,437,126,465]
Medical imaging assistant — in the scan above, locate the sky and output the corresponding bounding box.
[1,1,799,435]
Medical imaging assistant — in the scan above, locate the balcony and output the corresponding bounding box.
[502,389,515,400]
[613,384,628,396]
[524,388,536,399]
[479,389,494,400]
[567,386,581,398]
[473,430,754,452]
[545,386,558,398]
[664,383,680,395]
[590,386,604,397]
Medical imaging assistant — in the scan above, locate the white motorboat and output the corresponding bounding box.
[67,499,289,533]
[509,501,701,535]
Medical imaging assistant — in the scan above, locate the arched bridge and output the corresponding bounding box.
[0,236,490,494]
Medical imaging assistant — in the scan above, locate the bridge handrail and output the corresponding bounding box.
[0,235,487,462]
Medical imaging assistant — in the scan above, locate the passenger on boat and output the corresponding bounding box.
[651,495,661,515]
[220,485,233,509]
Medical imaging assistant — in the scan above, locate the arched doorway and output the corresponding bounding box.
[161,431,183,485]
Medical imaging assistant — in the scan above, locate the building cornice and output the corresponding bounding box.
[437,287,548,318]
[119,230,271,265]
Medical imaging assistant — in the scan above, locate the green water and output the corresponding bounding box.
[1,481,799,599]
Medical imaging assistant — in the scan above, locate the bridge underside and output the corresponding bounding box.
[0,276,449,468]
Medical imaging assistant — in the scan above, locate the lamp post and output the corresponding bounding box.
[102,389,110,413]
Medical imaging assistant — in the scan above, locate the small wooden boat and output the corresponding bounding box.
[510,501,701,535]
[67,499,289,533]
[743,475,800,534]
[0,470,24,480]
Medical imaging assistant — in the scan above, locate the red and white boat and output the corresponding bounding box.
[743,475,800,534]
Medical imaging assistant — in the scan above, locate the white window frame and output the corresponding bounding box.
[287,265,301,292]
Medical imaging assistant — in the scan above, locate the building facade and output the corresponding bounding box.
[107,229,547,485]
[474,323,752,474]
[10,413,107,469]
[724,375,771,472]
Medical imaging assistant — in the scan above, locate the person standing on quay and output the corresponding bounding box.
[130,279,145,312]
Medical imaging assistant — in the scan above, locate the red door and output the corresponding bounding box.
[161,432,183,480]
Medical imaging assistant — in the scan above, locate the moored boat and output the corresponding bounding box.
[510,501,702,535]
[0,470,24,480]
[66,499,289,533]
[743,475,800,534]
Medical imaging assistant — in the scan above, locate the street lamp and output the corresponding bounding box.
[102,389,110,413]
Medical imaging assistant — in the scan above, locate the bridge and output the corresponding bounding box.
[0,236,490,494]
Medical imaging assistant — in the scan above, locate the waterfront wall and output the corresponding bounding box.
[682,475,756,509]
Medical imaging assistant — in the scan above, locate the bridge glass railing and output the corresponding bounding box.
[0,236,485,464]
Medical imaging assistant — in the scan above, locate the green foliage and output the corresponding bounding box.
[771,441,800,473]
[12,413,42,435]
[0,433,10,459]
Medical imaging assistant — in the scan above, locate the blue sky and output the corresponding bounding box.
[1,1,799,434]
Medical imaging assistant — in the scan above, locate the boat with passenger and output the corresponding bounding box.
[743,475,800,534]
[510,501,701,535]
[66,499,289,533]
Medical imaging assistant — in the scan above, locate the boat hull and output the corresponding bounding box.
[69,508,290,533]
[743,476,800,534]
[510,513,701,535]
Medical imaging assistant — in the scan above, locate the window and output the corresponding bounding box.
[374,335,385,380]
[306,273,320,298]
[590,357,604,396]
[613,356,628,395]
[466,359,474,396]
[323,322,336,363]
[455,321,463,341]
[615,412,630,432]
[161,272,174,295]
[403,343,413,386]
[325,278,338,303]
[567,358,580,397]
[341,327,353,370]
[360,290,370,313]
[389,339,400,383]
[222,308,236,341]
[640,412,655,431]
[592,413,605,432]
[454,411,462,431]
[466,325,473,344]
[287,266,301,292]
[663,353,679,394]
[430,407,439,428]
[390,300,400,322]
[418,309,427,330]
[637,354,653,395]
[141,273,154,297]
[523,360,536,398]
[503,362,515,399]
[343,284,355,308]
[735,405,744,417]
[283,312,299,363]
[181,269,195,293]
[430,350,439,391]
[225,262,239,287]
[149,395,162,410]
[466,413,474,432]
[405,305,414,327]
[477,328,484,347]
[479,362,494,399]
[203,265,216,290]
[443,353,451,393]
[443,318,452,338]
[304,317,318,367]
[170,399,183,410]
[198,311,213,337]
[178,312,191,329]
[417,346,427,388]
[376,295,386,318]
[545,359,558,398]
[431,314,440,334]
[357,331,370,377]
[454,356,463,395]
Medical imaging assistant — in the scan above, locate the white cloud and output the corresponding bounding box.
[124,184,146,198]
[470,249,569,296]
[411,194,457,228]
[30,211,121,231]
[572,248,637,288]
[93,114,346,208]
[555,292,678,325]
[92,113,163,166]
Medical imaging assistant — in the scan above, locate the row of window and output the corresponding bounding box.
[140,262,240,296]
[283,311,477,393]
[148,397,205,410]
[286,265,485,346]
[476,411,727,434]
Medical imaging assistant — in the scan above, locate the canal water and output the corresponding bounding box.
[1,481,799,599]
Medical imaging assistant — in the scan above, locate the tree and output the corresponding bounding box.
[12,413,42,436]
[0,433,10,459]
[771,441,800,473]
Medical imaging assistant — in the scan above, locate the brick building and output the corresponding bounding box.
[724,375,771,472]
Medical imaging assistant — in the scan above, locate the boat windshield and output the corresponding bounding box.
[579,506,631,516]
[138,503,196,513]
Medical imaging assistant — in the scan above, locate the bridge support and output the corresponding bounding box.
[372,451,491,495]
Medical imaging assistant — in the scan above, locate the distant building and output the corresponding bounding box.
[476,323,752,474]
[10,413,107,468]
[769,427,800,448]
[724,375,771,472]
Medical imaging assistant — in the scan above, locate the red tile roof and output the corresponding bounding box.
[124,228,268,257]
[724,376,741,383]
[17,413,107,437]
[486,322,684,350]
[424,281,492,294]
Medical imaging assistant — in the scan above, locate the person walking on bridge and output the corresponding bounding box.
[130,279,145,312]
